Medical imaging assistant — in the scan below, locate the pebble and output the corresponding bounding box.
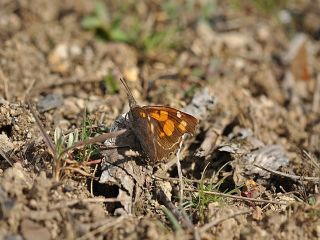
[0,133,14,153]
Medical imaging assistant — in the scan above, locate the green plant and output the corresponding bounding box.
[307,196,316,205]
[230,0,288,14]
[186,162,239,223]
[199,0,216,21]
[53,127,79,179]
[142,26,178,51]
[81,1,181,52]
[81,1,131,43]
[184,84,198,98]
[103,73,120,95]
[52,111,102,179]
[28,99,121,181]
[76,115,100,162]
[161,206,182,232]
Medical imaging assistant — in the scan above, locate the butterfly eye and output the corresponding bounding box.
[140,112,147,118]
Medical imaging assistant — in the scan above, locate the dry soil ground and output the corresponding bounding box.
[0,1,320,239]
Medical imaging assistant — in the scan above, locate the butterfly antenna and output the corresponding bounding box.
[119,76,137,108]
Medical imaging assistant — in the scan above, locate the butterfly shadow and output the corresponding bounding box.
[97,127,152,215]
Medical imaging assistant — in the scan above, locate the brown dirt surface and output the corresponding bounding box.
[1,1,320,239]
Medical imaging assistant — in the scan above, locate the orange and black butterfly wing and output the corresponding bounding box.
[142,106,198,161]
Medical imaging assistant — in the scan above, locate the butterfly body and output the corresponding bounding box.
[119,77,198,162]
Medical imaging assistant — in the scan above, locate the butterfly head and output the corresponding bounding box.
[119,77,137,108]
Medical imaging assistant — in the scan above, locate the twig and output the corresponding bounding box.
[0,150,13,166]
[22,78,36,102]
[84,159,102,165]
[161,206,182,232]
[177,140,184,206]
[27,99,56,155]
[154,163,232,184]
[162,157,179,172]
[156,189,194,230]
[303,150,320,171]
[62,167,95,178]
[196,129,219,158]
[59,129,126,157]
[153,175,218,184]
[91,164,98,197]
[184,188,288,205]
[199,210,252,234]
[312,74,320,113]
[0,69,10,100]
[253,164,320,182]
[65,158,101,166]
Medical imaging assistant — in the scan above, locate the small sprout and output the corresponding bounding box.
[54,127,62,146]
[67,129,79,149]
[67,133,73,149]
[81,1,179,51]
[184,84,198,98]
[103,73,119,95]
[161,206,182,232]
[308,196,316,206]
[81,1,109,30]
[108,24,130,42]
[81,15,103,30]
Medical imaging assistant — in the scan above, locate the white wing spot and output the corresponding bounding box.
[177,111,182,118]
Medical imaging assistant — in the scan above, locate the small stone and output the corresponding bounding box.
[29,199,38,210]
[63,185,74,193]
[36,93,63,113]
[124,66,139,82]
[4,234,23,240]
[0,133,14,153]
[70,44,82,56]
[20,219,51,240]
[48,44,70,73]
[256,24,270,43]
[29,117,35,123]
[278,10,292,25]
[63,98,81,116]
[26,132,32,139]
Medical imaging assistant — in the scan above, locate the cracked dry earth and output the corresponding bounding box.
[1,0,320,240]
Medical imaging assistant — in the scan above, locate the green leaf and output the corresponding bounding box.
[109,28,130,42]
[81,16,101,30]
[54,127,62,145]
[67,133,74,148]
[95,1,109,22]
[184,84,197,98]
[81,1,109,30]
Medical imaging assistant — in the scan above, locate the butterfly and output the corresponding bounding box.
[119,77,198,162]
